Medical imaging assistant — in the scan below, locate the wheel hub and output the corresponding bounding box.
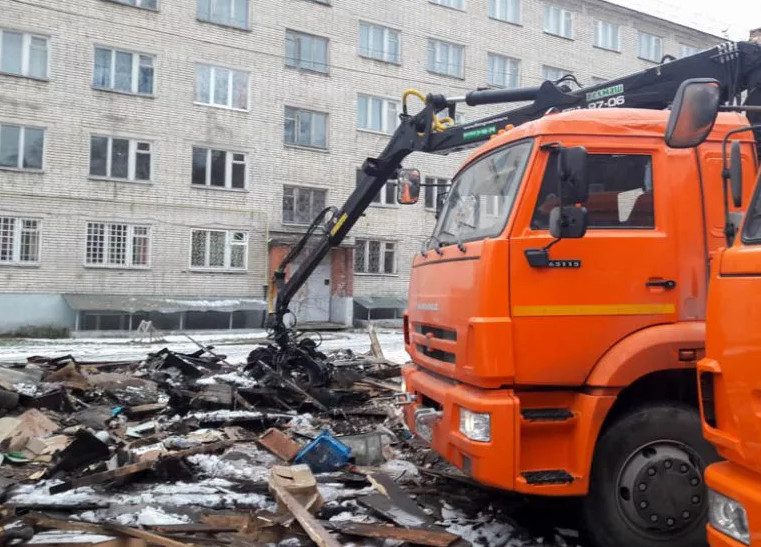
[617,441,707,537]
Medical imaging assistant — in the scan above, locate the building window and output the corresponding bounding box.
[192,147,246,189]
[190,229,247,270]
[590,76,608,85]
[544,5,572,39]
[424,177,449,210]
[359,22,400,64]
[197,0,249,29]
[489,0,520,23]
[0,29,48,79]
[285,30,328,73]
[195,64,248,110]
[284,107,327,149]
[0,124,44,170]
[86,222,150,267]
[93,47,154,95]
[680,44,699,58]
[355,239,396,274]
[595,20,620,51]
[282,185,327,224]
[429,0,464,9]
[357,94,399,134]
[357,168,396,205]
[638,32,662,62]
[427,39,464,78]
[0,217,40,265]
[104,0,158,10]
[542,65,571,82]
[487,53,519,88]
[90,136,151,181]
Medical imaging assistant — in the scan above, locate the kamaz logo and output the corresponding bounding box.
[417,302,440,311]
[585,84,624,102]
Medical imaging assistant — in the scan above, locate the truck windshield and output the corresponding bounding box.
[431,139,533,247]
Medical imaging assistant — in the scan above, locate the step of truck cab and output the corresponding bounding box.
[520,408,574,422]
[521,470,575,485]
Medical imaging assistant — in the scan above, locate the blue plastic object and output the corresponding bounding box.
[294,429,351,473]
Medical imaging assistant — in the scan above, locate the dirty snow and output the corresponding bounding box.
[27,532,116,545]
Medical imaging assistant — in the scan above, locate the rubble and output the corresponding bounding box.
[0,329,582,546]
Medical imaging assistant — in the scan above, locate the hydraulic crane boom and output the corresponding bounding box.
[266,40,761,363]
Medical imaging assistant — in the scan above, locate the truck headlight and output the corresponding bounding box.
[708,489,750,545]
[459,408,491,442]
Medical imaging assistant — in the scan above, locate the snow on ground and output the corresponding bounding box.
[0,329,410,365]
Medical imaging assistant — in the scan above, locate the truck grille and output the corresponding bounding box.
[416,345,456,364]
[414,324,457,341]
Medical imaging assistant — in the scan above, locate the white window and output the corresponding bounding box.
[357,94,399,134]
[282,185,327,224]
[0,217,40,264]
[284,107,328,148]
[190,229,247,270]
[90,136,151,181]
[544,5,573,39]
[355,239,396,274]
[638,32,662,62]
[427,39,464,78]
[86,222,150,268]
[197,0,249,29]
[195,64,248,110]
[357,168,396,206]
[0,29,48,79]
[359,22,400,64]
[93,47,154,95]
[104,0,157,9]
[424,176,449,210]
[680,44,699,58]
[487,53,519,88]
[542,65,571,81]
[192,147,246,189]
[430,0,464,9]
[0,124,44,170]
[489,0,520,23]
[595,20,620,51]
[286,30,329,73]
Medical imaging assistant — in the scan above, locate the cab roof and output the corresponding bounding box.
[465,108,752,166]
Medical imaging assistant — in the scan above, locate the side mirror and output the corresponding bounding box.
[730,140,743,208]
[558,147,588,204]
[397,168,421,205]
[550,206,588,239]
[665,79,721,148]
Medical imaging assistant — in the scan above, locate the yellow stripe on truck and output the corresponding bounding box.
[330,213,348,236]
[513,303,676,317]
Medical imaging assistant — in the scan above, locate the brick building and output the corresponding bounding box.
[0,0,721,332]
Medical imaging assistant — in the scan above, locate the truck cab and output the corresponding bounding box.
[402,107,757,547]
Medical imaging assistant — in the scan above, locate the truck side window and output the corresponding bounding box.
[531,153,655,230]
[742,175,761,243]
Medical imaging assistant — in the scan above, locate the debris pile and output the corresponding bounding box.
[0,329,580,546]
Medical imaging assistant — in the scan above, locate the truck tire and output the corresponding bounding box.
[582,403,719,547]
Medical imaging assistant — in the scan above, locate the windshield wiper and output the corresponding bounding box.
[437,228,466,253]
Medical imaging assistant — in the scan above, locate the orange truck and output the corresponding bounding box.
[401,105,761,545]
[662,79,761,546]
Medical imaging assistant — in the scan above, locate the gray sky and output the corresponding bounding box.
[608,0,760,40]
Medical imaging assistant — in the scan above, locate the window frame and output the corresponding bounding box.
[189,228,248,271]
[84,222,152,269]
[92,46,155,96]
[429,0,465,11]
[0,123,45,171]
[594,20,621,52]
[194,63,250,111]
[284,106,329,149]
[487,53,520,88]
[357,167,397,207]
[89,135,152,182]
[285,29,330,74]
[427,38,465,79]
[102,0,158,11]
[191,146,247,190]
[0,28,49,80]
[358,21,401,65]
[0,216,41,266]
[282,184,328,225]
[424,176,450,211]
[488,0,520,24]
[354,238,398,275]
[356,94,400,135]
[542,65,571,82]
[679,44,699,58]
[196,0,250,30]
[543,5,573,39]
[638,31,663,63]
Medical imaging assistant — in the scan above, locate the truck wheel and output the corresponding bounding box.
[582,403,718,547]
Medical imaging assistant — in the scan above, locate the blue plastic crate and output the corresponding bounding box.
[294,430,351,473]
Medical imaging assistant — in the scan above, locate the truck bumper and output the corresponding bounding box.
[706,461,761,546]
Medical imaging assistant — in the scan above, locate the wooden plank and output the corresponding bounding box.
[257,428,302,461]
[367,324,385,360]
[269,481,341,547]
[327,521,459,547]
[367,471,431,522]
[100,525,189,547]
[126,403,167,417]
[356,377,400,392]
[146,524,239,534]
[357,494,429,528]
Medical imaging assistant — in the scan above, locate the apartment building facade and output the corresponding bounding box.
[0,0,722,332]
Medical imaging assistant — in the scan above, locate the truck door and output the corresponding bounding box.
[508,143,683,386]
